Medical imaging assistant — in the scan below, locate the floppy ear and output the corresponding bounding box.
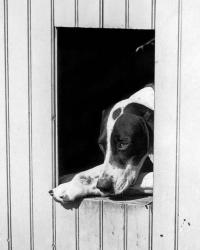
[143,109,154,131]
[124,102,154,131]
[98,106,113,154]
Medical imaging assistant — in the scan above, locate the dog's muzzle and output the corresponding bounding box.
[96,177,113,193]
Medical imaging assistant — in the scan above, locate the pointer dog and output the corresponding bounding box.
[49,85,154,203]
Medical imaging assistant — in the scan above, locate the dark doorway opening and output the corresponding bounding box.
[57,27,154,179]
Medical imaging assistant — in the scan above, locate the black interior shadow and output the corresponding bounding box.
[57,27,154,180]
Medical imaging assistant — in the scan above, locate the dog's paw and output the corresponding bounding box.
[49,177,100,203]
[49,182,74,203]
[49,171,105,203]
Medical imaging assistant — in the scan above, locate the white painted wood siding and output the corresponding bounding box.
[153,1,200,250]
[54,0,155,29]
[178,1,200,249]
[3,0,200,250]
[0,0,154,249]
[8,0,30,248]
[54,1,155,249]
[0,0,9,248]
[31,0,53,249]
[57,198,152,250]
[153,0,180,249]
[0,0,54,249]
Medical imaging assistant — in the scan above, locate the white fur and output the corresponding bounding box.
[50,87,154,202]
[52,165,104,202]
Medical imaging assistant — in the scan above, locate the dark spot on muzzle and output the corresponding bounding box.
[96,178,113,193]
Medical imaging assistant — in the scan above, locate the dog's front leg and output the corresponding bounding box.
[128,172,153,194]
[49,164,104,203]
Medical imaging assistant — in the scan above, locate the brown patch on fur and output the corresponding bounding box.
[79,175,93,185]
[112,108,122,120]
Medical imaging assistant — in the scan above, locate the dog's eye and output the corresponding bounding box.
[117,142,129,151]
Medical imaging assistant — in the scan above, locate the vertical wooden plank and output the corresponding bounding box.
[149,205,153,250]
[27,0,34,249]
[75,0,79,27]
[125,0,129,29]
[54,0,75,27]
[56,204,76,249]
[99,0,104,28]
[103,201,124,250]
[56,198,152,250]
[79,0,99,28]
[153,1,180,250]
[129,0,152,29]
[8,0,30,249]
[178,1,200,249]
[99,200,103,250]
[51,2,57,250]
[75,208,79,250]
[0,0,9,248]
[127,204,151,250]
[54,8,76,246]
[31,0,53,248]
[104,0,125,28]
[79,199,100,250]
[151,0,156,29]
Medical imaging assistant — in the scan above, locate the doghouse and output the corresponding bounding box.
[1,0,200,249]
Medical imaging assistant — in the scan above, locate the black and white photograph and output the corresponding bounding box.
[0,0,199,249]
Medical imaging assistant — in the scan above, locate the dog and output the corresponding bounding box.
[49,84,154,203]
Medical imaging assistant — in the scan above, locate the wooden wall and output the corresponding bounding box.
[55,197,152,250]
[0,0,53,249]
[153,1,200,250]
[2,0,200,249]
[0,0,154,249]
[54,1,155,249]
[7,0,200,250]
[54,0,155,29]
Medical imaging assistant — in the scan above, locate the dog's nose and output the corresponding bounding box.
[49,190,54,196]
[96,178,113,193]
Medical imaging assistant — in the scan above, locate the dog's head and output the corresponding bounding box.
[97,102,153,195]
